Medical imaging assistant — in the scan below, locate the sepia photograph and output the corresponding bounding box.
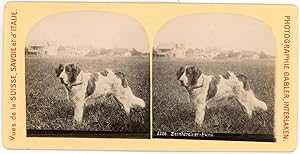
[3,2,298,151]
[152,13,275,141]
[25,12,150,138]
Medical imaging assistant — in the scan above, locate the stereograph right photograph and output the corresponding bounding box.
[152,13,276,141]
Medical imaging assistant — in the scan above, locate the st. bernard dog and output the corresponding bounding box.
[55,63,145,124]
[176,66,268,127]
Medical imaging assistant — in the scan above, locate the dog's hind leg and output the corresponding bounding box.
[128,93,145,109]
[114,96,131,115]
[247,90,268,111]
[114,72,145,109]
[236,90,253,118]
[124,86,145,108]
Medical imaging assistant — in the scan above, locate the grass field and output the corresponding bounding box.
[153,58,274,135]
[26,56,150,133]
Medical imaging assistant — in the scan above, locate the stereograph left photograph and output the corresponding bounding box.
[25,12,150,138]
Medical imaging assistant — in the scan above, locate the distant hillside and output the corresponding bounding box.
[85,48,110,56]
[153,43,274,60]
[85,48,148,57]
[212,50,274,60]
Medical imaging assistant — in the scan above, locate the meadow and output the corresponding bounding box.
[26,56,150,134]
[153,58,275,135]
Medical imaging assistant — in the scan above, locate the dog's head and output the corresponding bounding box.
[55,63,81,85]
[176,66,202,87]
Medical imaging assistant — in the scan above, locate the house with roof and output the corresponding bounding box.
[25,40,47,55]
[153,42,174,57]
[26,40,58,56]
[153,42,186,58]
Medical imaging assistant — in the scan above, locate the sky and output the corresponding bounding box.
[154,13,276,55]
[27,12,149,52]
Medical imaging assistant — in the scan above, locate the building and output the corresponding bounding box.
[25,47,38,55]
[153,43,175,57]
[26,40,58,56]
[25,40,47,55]
[153,43,185,58]
[111,48,131,56]
[46,41,58,55]
[171,43,186,58]
[57,45,76,55]
[185,48,195,57]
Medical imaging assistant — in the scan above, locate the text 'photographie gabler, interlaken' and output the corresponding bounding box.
[3,2,298,151]
[282,15,291,141]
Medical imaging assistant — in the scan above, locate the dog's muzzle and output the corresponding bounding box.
[60,78,67,85]
[179,80,185,86]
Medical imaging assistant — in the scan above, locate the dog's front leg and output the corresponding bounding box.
[73,98,85,124]
[194,99,206,128]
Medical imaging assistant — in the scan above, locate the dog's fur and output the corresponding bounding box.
[176,66,268,127]
[55,63,145,124]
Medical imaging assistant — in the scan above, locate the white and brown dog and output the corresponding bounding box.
[55,63,145,124]
[176,66,268,127]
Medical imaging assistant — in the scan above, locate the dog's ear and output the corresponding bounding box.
[100,70,109,76]
[55,64,64,77]
[176,66,185,80]
[191,66,202,85]
[70,64,81,83]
